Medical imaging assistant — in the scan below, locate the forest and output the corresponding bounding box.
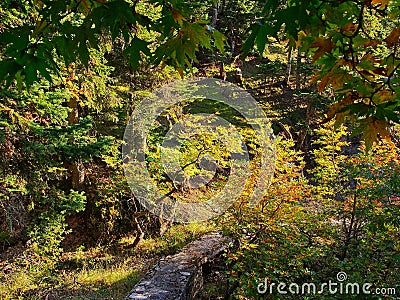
[0,0,399,299]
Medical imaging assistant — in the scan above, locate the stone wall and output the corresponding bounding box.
[125,232,232,300]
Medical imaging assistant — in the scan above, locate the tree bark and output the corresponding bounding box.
[68,78,85,189]
[296,49,301,90]
[285,47,293,87]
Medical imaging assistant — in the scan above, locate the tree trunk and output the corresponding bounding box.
[296,49,301,90]
[220,0,225,15]
[285,47,293,87]
[68,90,84,189]
[68,96,79,125]
[211,1,218,27]
[71,162,85,189]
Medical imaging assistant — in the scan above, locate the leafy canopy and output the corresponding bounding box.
[0,0,226,86]
[1,0,400,148]
[242,0,400,149]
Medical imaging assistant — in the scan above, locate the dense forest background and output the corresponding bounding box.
[0,0,399,299]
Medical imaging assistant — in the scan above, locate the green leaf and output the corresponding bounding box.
[78,43,90,68]
[15,70,23,91]
[262,0,280,15]
[381,108,400,123]
[24,59,39,87]
[242,23,260,57]
[54,36,74,66]
[255,22,269,55]
[124,37,151,71]
[0,60,21,87]
[212,30,226,53]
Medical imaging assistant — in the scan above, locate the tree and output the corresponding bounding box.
[0,0,225,88]
[3,0,398,151]
[242,0,400,149]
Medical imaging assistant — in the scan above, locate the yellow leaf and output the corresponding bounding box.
[296,30,307,48]
[248,243,259,249]
[34,0,44,9]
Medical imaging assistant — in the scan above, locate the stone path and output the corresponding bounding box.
[125,232,232,300]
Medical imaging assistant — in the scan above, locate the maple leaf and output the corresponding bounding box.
[172,8,185,26]
[296,30,307,48]
[311,38,337,62]
[326,95,354,119]
[363,117,390,150]
[330,72,353,90]
[373,89,395,104]
[318,68,352,92]
[342,23,358,33]
[371,0,390,9]
[363,39,380,49]
[318,72,331,92]
[384,25,400,47]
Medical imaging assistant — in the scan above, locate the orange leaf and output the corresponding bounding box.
[311,38,338,62]
[309,73,320,84]
[373,89,395,104]
[363,39,380,49]
[318,69,352,92]
[172,8,185,26]
[384,25,400,47]
[318,72,331,92]
[327,95,353,118]
[322,95,354,124]
[371,0,390,9]
[342,23,357,33]
[330,72,353,89]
